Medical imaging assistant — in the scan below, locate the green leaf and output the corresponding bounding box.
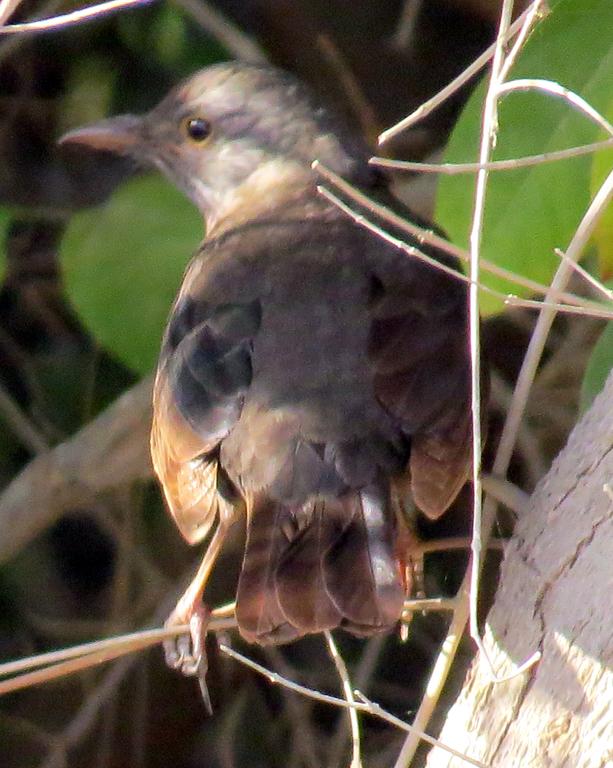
[589,101,613,281]
[60,175,203,374]
[435,0,613,315]
[152,5,188,66]
[580,321,613,411]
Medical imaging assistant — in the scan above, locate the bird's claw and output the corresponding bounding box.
[164,603,213,714]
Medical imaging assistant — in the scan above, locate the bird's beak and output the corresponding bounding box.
[59,114,145,155]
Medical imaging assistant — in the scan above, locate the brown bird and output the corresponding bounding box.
[61,63,474,690]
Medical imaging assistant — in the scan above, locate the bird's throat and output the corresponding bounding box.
[205,158,316,238]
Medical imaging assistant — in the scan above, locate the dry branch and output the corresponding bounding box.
[0,377,153,564]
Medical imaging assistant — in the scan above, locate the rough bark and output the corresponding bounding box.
[427,370,613,768]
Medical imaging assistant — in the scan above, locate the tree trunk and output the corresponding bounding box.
[427,371,613,768]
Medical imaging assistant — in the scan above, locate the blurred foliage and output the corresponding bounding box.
[589,102,613,281]
[435,0,613,314]
[61,175,202,374]
[58,56,117,135]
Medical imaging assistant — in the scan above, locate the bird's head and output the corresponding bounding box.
[60,63,367,232]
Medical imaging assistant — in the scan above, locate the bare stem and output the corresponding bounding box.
[370,137,613,174]
[219,644,488,768]
[324,632,362,768]
[0,380,49,454]
[554,248,613,303]
[0,0,20,25]
[378,2,544,144]
[0,609,236,695]
[313,160,599,311]
[0,0,153,34]
[172,0,267,64]
[498,79,613,137]
[465,0,515,685]
[504,294,613,320]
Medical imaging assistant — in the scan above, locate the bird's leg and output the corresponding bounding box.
[164,521,229,709]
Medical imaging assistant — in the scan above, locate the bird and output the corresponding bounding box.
[60,62,475,695]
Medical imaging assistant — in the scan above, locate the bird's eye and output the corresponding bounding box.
[184,117,212,143]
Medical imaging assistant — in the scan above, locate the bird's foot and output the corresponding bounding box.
[164,602,213,713]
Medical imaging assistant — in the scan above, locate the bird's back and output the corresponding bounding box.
[151,191,472,643]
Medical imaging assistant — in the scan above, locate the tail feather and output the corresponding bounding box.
[235,484,404,645]
[323,484,404,635]
[235,499,300,644]
[274,501,343,634]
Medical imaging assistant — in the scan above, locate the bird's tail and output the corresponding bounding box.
[235,483,405,645]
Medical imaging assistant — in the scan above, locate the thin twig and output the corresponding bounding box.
[219,644,488,768]
[0,0,20,25]
[482,473,529,516]
[401,598,458,616]
[313,160,600,311]
[316,184,611,323]
[390,0,423,52]
[0,0,153,33]
[172,0,267,64]
[497,169,613,481]
[504,294,613,320]
[465,0,515,682]
[328,634,387,768]
[378,2,543,144]
[316,33,380,143]
[498,79,613,137]
[316,185,470,284]
[554,248,613,303]
[393,4,556,763]
[0,0,64,60]
[393,578,470,768]
[32,589,199,768]
[0,610,236,692]
[370,137,613,174]
[0,379,49,454]
[324,631,362,768]
[497,0,547,82]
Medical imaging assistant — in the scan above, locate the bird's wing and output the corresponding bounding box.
[366,239,474,519]
[151,292,261,543]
